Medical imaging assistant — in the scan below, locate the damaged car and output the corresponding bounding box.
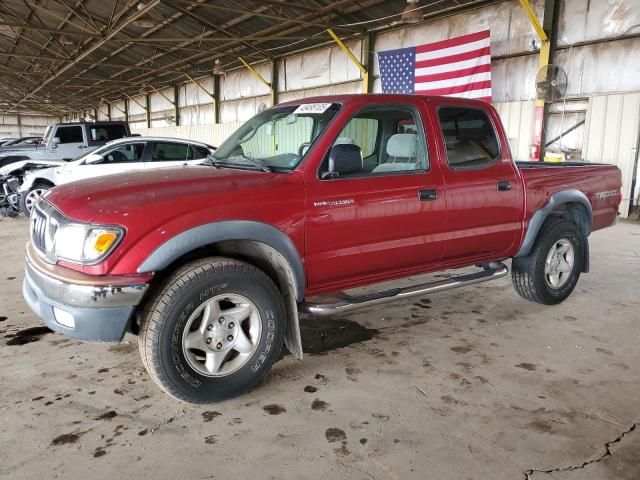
[5,137,215,216]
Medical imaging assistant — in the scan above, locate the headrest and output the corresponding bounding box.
[334,137,355,145]
[387,133,417,158]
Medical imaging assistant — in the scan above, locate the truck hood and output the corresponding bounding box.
[0,159,64,176]
[46,165,284,222]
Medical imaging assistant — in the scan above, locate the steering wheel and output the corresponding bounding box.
[298,142,312,157]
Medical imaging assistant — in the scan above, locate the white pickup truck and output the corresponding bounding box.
[14,136,215,215]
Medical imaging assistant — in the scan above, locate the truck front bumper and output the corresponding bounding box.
[23,243,149,342]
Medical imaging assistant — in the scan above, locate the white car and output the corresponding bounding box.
[17,137,215,215]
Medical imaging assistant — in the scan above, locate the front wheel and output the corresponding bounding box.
[512,218,584,305]
[139,257,286,404]
[19,183,51,216]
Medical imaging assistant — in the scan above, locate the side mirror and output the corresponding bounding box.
[324,144,362,178]
[51,137,60,148]
[83,153,103,164]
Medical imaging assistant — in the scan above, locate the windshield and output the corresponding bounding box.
[212,103,341,171]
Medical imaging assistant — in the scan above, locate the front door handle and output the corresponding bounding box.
[497,180,512,191]
[418,189,438,201]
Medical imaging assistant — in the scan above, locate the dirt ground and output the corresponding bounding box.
[0,216,638,480]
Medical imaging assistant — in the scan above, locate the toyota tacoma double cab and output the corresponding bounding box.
[22,94,622,404]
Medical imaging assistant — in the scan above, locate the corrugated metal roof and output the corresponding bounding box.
[0,0,501,115]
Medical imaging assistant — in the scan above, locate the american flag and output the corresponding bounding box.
[377,30,492,102]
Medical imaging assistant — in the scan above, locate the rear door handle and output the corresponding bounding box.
[418,189,438,201]
[497,181,512,191]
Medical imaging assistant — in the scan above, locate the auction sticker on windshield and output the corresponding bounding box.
[293,103,332,114]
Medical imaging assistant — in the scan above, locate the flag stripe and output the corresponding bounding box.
[416,46,491,68]
[415,64,492,84]
[415,71,491,91]
[415,55,492,77]
[415,80,491,97]
[442,89,493,100]
[415,37,490,62]
[415,30,491,53]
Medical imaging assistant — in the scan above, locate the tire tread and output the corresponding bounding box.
[138,256,284,403]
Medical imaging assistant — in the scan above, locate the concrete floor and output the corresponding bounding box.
[0,217,638,480]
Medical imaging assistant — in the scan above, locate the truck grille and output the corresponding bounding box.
[30,200,63,260]
[31,207,48,252]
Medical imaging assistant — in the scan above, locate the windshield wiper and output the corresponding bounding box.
[207,154,271,173]
[231,155,271,172]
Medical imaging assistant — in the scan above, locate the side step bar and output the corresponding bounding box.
[299,262,508,316]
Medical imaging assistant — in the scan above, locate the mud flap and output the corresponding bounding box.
[283,293,303,359]
[582,237,590,273]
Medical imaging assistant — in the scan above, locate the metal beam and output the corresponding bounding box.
[327,28,368,93]
[517,0,548,41]
[146,84,175,105]
[14,0,160,108]
[238,57,272,91]
[0,21,101,37]
[183,73,215,100]
[123,92,147,112]
[89,103,109,119]
[102,98,126,116]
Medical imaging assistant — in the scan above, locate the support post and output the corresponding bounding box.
[270,60,278,106]
[213,74,220,124]
[519,0,558,161]
[362,31,375,93]
[93,108,98,122]
[174,84,180,126]
[327,28,368,94]
[124,98,129,123]
[145,93,151,128]
[106,102,111,121]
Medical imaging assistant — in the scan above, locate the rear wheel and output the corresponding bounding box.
[512,218,584,305]
[139,257,285,404]
[19,182,51,216]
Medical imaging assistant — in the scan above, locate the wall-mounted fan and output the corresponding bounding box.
[535,64,568,102]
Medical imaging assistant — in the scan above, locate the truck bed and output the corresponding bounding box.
[518,162,622,232]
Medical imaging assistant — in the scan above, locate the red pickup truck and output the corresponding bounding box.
[23,94,621,403]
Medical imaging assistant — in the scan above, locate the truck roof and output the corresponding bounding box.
[278,93,493,108]
[53,121,129,126]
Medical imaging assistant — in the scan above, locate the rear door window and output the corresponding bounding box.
[151,142,192,161]
[438,107,500,169]
[56,126,83,144]
[89,125,128,143]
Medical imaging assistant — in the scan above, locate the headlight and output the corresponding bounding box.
[54,224,123,264]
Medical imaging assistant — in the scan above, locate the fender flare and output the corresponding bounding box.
[137,220,305,301]
[516,189,592,258]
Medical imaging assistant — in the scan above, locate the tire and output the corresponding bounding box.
[19,182,51,216]
[138,257,286,404]
[512,218,584,305]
